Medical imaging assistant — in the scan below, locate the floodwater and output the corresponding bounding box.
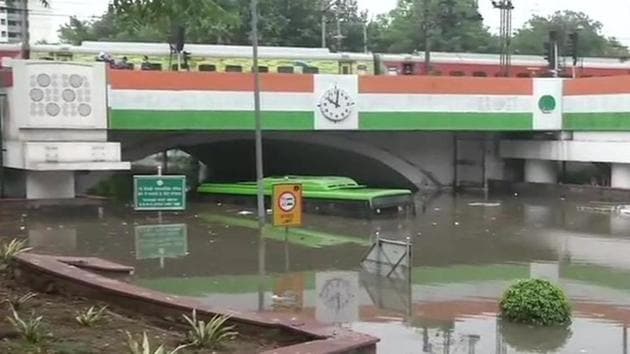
[5,192,630,353]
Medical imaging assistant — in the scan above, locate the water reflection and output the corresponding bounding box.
[7,193,630,352]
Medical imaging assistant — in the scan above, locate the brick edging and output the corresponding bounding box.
[15,253,378,354]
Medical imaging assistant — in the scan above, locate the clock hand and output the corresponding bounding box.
[335,89,340,107]
[325,97,338,106]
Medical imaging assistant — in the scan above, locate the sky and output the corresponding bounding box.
[37,0,630,46]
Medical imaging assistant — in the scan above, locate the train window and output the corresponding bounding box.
[450,71,466,76]
[402,63,414,75]
[225,65,243,72]
[252,66,268,73]
[171,63,191,71]
[387,67,399,75]
[198,64,216,72]
[277,66,294,74]
[141,63,162,71]
[303,66,319,74]
[516,73,530,78]
[473,71,487,77]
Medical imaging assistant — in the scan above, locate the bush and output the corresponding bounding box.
[500,320,572,353]
[500,279,571,326]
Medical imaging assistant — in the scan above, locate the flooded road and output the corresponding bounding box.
[4,192,630,353]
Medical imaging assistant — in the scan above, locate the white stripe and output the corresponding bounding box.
[109,90,314,111]
[358,94,531,113]
[564,94,630,113]
[532,78,563,130]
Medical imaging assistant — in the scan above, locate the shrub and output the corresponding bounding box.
[182,309,237,348]
[125,331,189,354]
[501,320,572,353]
[0,239,32,271]
[500,279,571,326]
[75,306,107,327]
[4,292,37,311]
[6,306,46,344]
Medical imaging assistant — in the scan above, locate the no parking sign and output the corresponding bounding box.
[272,184,303,227]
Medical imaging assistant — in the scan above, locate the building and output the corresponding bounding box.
[0,0,51,44]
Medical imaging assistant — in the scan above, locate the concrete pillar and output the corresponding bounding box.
[524,160,557,184]
[26,171,75,199]
[198,162,209,183]
[611,163,630,189]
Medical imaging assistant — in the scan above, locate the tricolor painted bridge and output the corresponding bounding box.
[4,59,630,199]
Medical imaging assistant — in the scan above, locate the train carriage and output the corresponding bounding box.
[1,40,629,78]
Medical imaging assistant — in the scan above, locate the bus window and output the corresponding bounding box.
[225,65,243,72]
[199,64,216,72]
[303,66,319,74]
[277,66,294,74]
[473,71,487,77]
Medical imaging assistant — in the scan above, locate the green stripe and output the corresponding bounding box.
[564,113,630,131]
[110,110,314,130]
[359,112,532,131]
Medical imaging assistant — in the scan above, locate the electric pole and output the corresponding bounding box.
[18,0,29,59]
[422,0,431,75]
[321,0,328,48]
[492,0,514,77]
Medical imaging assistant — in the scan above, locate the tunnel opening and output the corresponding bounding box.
[185,139,418,190]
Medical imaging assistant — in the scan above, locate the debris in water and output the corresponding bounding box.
[432,222,438,226]
[513,193,519,197]
[237,210,254,216]
[217,202,223,207]
[19,226,25,231]
[468,202,501,207]
[454,221,460,226]
[434,208,441,211]
[121,222,128,226]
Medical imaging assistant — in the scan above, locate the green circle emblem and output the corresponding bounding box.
[538,95,557,114]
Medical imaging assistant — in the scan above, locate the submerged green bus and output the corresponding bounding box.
[197,176,415,217]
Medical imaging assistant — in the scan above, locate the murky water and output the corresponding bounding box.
[4,192,630,353]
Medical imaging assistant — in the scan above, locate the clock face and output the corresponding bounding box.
[318,277,354,312]
[317,86,355,123]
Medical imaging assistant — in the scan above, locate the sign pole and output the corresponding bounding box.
[284,226,290,272]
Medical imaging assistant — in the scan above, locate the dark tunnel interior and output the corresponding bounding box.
[184,139,417,190]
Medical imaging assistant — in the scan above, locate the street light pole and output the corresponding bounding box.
[251,0,264,230]
[251,0,266,312]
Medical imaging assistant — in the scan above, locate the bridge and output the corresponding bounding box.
[3,59,630,199]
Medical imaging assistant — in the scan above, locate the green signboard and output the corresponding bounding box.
[134,175,186,211]
[134,224,188,260]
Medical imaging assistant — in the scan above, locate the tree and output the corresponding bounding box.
[512,11,629,58]
[109,0,239,43]
[61,0,368,51]
[367,0,497,54]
